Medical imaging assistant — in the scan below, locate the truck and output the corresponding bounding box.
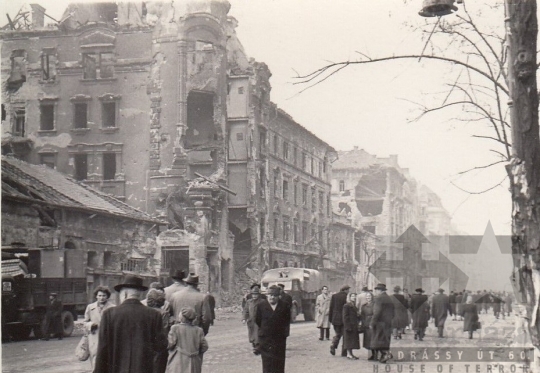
[2,247,87,341]
[260,268,321,322]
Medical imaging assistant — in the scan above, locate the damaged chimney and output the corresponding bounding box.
[30,4,46,28]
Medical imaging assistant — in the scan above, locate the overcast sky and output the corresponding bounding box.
[1,0,515,235]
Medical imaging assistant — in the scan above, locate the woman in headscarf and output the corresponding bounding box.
[461,296,480,339]
[83,286,115,371]
[360,292,376,360]
[166,307,209,373]
[342,292,360,359]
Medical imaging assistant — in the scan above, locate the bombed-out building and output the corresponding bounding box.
[2,1,354,293]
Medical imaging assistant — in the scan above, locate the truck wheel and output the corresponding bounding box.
[61,311,74,337]
[290,304,298,323]
[303,302,316,321]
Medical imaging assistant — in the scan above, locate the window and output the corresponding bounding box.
[259,168,266,198]
[302,222,308,244]
[274,172,279,198]
[260,216,265,241]
[102,102,116,128]
[259,129,266,156]
[83,52,114,79]
[74,154,88,181]
[294,181,298,205]
[311,225,317,243]
[293,222,298,243]
[283,219,290,242]
[319,161,323,178]
[327,194,331,216]
[302,184,308,206]
[273,217,279,240]
[318,226,324,248]
[283,141,289,160]
[103,152,116,180]
[40,102,55,131]
[319,191,324,213]
[236,132,244,141]
[41,51,56,80]
[8,50,26,91]
[74,103,88,129]
[339,180,345,192]
[302,152,307,170]
[293,147,297,165]
[311,158,315,174]
[273,134,278,155]
[40,153,56,169]
[283,179,289,201]
[311,187,317,212]
[12,107,25,137]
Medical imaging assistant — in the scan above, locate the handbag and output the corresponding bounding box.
[75,334,90,361]
[473,321,482,330]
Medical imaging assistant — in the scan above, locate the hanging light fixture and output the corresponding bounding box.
[419,0,458,17]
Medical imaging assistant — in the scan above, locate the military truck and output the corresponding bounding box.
[260,268,321,322]
[2,247,87,340]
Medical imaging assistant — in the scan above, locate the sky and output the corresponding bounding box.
[1,0,516,235]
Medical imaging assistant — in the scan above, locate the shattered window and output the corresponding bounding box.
[40,153,56,169]
[103,152,116,180]
[13,108,26,137]
[41,51,57,81]
[102,102,116,127]
[40,103,55,131]
[8,50,26,91]
[74,103,88,129]
[83,52,114,79]
[74,153,88,181]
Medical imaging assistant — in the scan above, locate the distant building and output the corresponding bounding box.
[1,156,166,300]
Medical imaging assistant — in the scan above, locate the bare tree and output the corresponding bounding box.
[294,0,540,369]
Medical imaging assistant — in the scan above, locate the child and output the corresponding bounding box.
[165,307,209,373]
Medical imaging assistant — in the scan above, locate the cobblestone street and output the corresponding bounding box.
[2,311,525,373]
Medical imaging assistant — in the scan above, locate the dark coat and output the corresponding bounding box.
[461,303,479,332]
[410,294,430,329]
[45,298,63,335]
[431,293,452,327]
[390,294,409,329]
[329,291,348,326]
[370,292,394,350]
[280,292,293,309]
[255,299,291,373]
[360,303,373,350]
[95,298,168,373]
[205,294,216,321]
[342,302,360,350]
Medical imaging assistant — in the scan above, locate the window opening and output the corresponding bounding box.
[74,103,88,129]
[74,154,88,181]
[102,102,116,128]
[40,103,54,130]
[103,152,116,180]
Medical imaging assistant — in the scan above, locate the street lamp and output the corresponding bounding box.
[419,0,459,17]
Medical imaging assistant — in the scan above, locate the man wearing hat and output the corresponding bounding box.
[43,292,63,341]
[277,283,293,310]
[356,286,371,310]
[255,285,291,373]
[390,285,409,340]
[431,288,452,338]
[165,269,186,302]
[370,284,394,363]
[410,288,430,341]
[328,284,350,357]
[242,285,263,353]
[169,273,213,335]
[95,275,167,373]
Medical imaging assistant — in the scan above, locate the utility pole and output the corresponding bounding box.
[505,0,540,371]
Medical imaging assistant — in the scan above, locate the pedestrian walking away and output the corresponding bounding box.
[169,274,213,335]
[410,288,430,341]
[94,274,168,373]
[83,286,115,371]
[165,307,209,373]
[461,296,480,339]
[146,289,171,373]
[315,285,331,341]
[390,286,408,340]
[342,292,360,360]
[43,292,63,341]
[431,288,452,338]
[255,285,291,373]
[165,269,187,303]
[328,284,350,357]
[370,283,394,364]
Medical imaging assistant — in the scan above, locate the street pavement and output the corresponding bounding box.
[1,311,525,373]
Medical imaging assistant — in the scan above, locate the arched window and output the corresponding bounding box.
[64,241,76,250]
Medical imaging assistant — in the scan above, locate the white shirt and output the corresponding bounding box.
[270,302,278,311]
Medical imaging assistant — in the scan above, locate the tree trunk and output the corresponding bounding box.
[506,0,540,371]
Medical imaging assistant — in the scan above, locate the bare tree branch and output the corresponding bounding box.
[450,176,508,195]
[457,160,507,175]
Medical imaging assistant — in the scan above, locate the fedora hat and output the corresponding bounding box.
[393,285,401,292]
[340,284,351,291]
[170,269,186,281]
[415,288,425,293]
[374,283,387,291]
[114,274,148,292]
[184,273,200,286]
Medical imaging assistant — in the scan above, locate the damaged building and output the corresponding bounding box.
[1,0,357,293]
[1,156,166,301]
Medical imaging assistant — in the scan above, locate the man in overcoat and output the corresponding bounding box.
[43,292,63,340]
[164,269,186,303]
[328,284,350,357]
[370,283,394,363]
[315,285,331,341]
[410,288,430,341]
[169,274,213,335]
[255,285,291,373]
[356,286,370,310]
[390,286,408,339]
[431,288,452,338]
[95,275,167,373]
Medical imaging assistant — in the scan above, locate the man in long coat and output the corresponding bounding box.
[328,284,350,357]
[431,288,452,338]
[255,285,291,373]
[95,275,167,373]
[315,285,331,340]
[169,274,213,335]
[370,283,394,363]
[356,286,371,310]
[390,286,408,339]
[243,286,263,352]
[410,288,429,341]
[164,269,186,304]
[43,293,63,340]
